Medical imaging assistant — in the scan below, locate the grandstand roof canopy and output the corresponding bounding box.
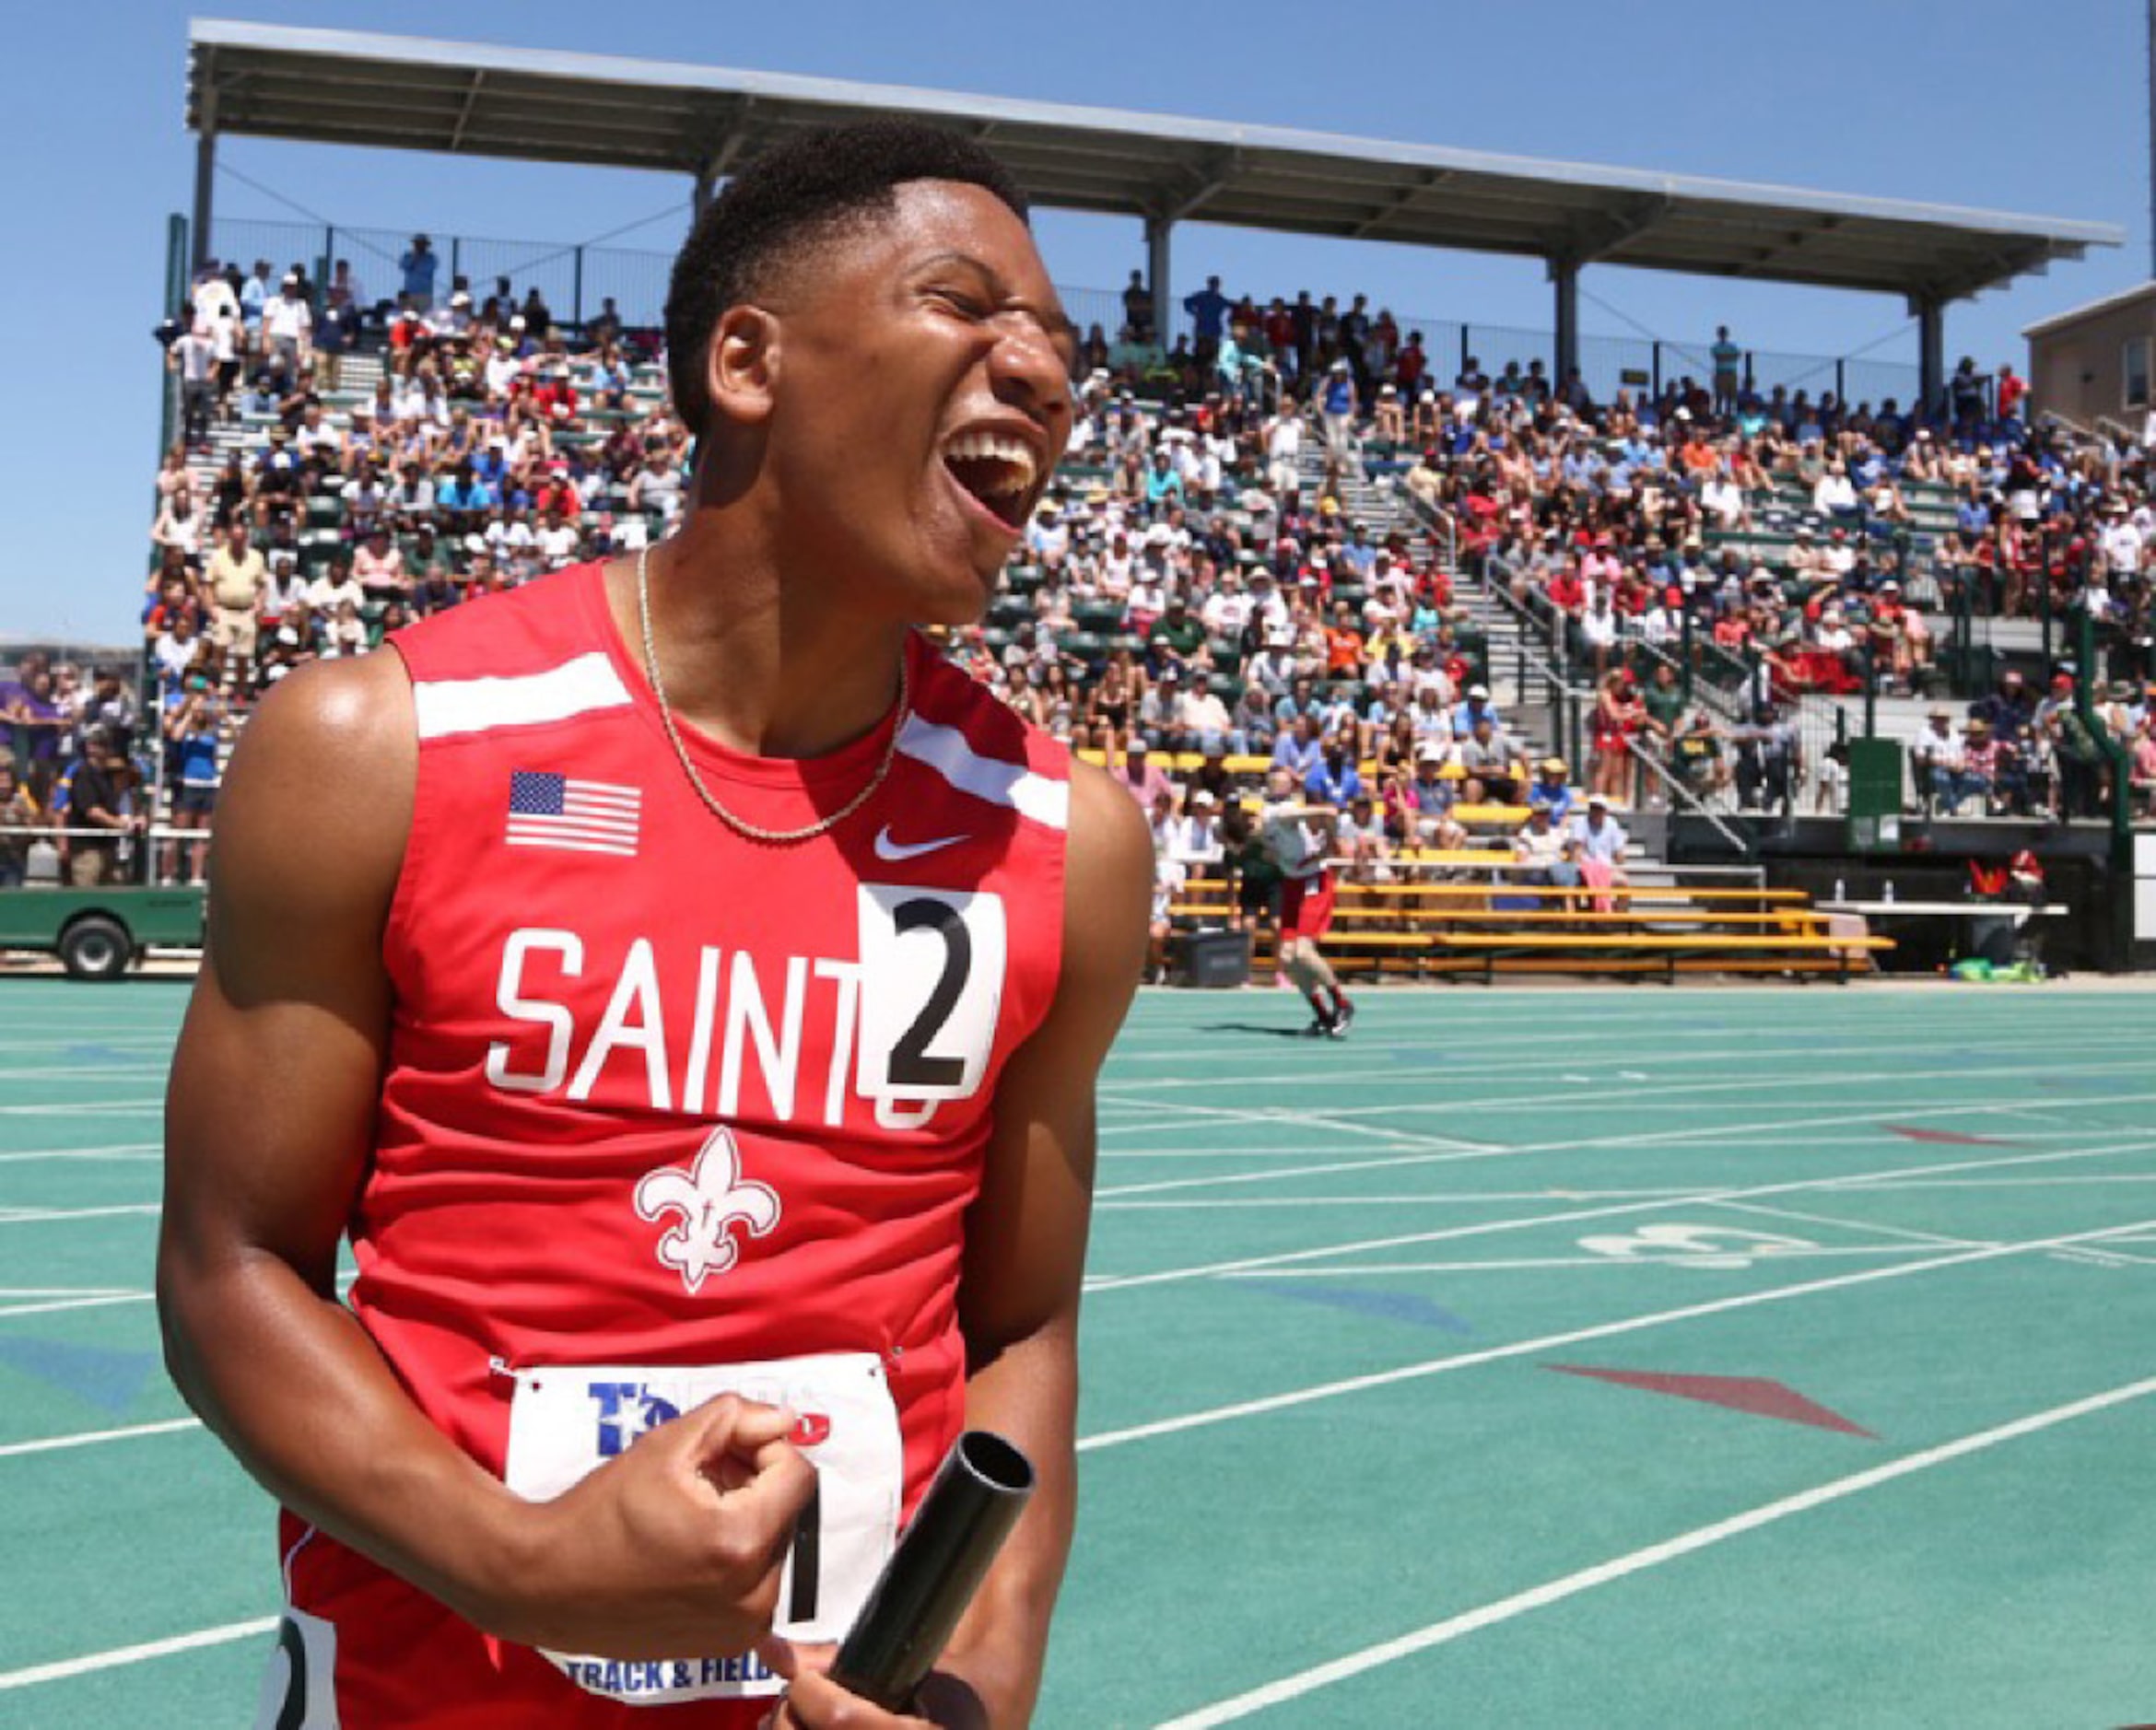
[187,18,2118,305]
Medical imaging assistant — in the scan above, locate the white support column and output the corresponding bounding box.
[1146,216,1173,348]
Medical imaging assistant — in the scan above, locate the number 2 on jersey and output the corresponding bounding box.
[856,885,1007,1104]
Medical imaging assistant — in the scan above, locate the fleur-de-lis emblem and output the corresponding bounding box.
[634,1128,780,1294]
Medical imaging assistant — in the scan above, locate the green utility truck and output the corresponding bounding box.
[0,885,206,979]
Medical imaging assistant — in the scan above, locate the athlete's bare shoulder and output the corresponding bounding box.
[205,653,416,976]
[1061,755,1153,970]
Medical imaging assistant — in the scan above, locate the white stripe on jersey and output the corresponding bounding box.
[896,714,1069,831]
[411,652,634,742]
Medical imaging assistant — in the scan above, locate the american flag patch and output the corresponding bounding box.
[506,770,641,857]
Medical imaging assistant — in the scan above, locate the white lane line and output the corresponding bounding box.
[0,1286,137,1299]
[1076,1213,2156,1455]
[6,1220,2154,1697]
[2052,1244,2156,1268]
[1101,1147,1487,1162]
[1099,1190,1710,1210]
[0,1143,162,1163]
[0,1616,278,1693]
[1095,1103,2156,1198]
[1854,1175,2156,1190]
[1707,1199,1989,1251]
[1096,1092,2156,1200]
[1098,1096,1494,1152]
[0,1066,169,1081]
[1155,1370,2156,1727]
[1094,1052,2156,1101]
[1230,1245,1928,1274]
[1084,1138,2156,1291]
[0,1418,202,1462]
[1095,1128,2115,1163]
[0,1037,176,1049]
[1099,1146,1496,1200]
[0,1101,161,1117]
[0,1204,160,1226]
[0,1292,153,1320]
[1106,1019,2156,1072]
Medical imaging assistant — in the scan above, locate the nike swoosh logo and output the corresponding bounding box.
[873,826,967,863]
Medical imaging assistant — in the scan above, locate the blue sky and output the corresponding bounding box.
[4,0,2147,645]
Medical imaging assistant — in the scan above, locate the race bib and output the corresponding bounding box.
[501,1352,902,1705]
[855,885,1007,1105]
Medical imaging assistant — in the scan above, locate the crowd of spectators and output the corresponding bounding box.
[155,243,685,691]
[1359,332,2156,823]
[22,250,2148,911]
[128,242,694,882]
[0,652,147,887]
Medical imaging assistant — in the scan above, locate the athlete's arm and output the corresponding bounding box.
[919,758,1149,1727]
[158,651,814,1661]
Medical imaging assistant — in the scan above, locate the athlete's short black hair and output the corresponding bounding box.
[664,120,1030,436]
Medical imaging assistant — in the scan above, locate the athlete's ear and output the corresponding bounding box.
[706,306,779,427]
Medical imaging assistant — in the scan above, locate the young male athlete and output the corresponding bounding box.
[158,123,1152,1728]
[1257,765,1354,1036]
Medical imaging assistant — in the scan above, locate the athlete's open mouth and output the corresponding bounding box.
[942,429,1039,532]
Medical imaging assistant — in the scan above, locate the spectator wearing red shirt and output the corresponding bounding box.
[1997,363,2027,423]
[1262,299,1298,382]
[531,469,580,520]
[529,361,580,427]
[1545,564,1587,616]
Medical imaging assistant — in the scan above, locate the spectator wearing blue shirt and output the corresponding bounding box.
[315,298,354,390]
[469,441,510,490]
[398,234,439,310]
[1143,448,1183,511]
[435,465,497,535]
[1272,675,1322,734]
[1711,325,1742,414]
[1450,684,1501,739]
[1305,737,1365,807]
[1271,713,1324,782]
[1527,756,1576,824]
[1320,361,1357,463]
[240,261,273,332]
[1184,275,1229,364]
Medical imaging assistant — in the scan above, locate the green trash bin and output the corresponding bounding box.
[1845,736,1904,852]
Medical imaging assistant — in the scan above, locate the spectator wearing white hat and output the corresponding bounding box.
[1166,788,1224,871]
[1450,682,1502,740]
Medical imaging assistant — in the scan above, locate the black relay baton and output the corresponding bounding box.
[826,1430,1036,1712]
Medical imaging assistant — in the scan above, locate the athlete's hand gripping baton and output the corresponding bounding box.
[826,1430,1035,1712]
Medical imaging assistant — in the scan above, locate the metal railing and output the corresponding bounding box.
[194,213,1922,407]
[0,822,209,890]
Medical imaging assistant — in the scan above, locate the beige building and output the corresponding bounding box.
[2024,283,2156,436]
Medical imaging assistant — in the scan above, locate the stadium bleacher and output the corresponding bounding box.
[13,249,2149,970]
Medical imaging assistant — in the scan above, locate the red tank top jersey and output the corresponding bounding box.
[275,562,1069,1726]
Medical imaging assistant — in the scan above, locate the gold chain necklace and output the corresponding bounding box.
[636,543,909,846]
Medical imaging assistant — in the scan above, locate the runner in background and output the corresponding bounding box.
[1259,765,1354,1037]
